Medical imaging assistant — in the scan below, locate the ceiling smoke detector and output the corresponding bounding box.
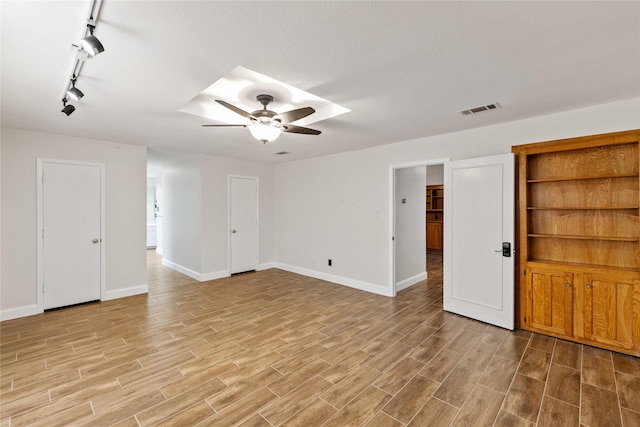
[459,102,501,116]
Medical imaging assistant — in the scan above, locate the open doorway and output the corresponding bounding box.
[425,164,444,269]
[390,158,448,295]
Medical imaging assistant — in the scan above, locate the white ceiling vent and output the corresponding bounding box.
[459,102,501,116]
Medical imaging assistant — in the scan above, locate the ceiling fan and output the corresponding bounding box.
[202,94,321,143]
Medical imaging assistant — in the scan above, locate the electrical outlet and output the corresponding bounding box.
[328,259,332,266]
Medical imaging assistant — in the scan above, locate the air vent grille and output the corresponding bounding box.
[459,102,501,116]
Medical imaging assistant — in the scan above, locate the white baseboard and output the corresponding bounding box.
[103,284,149,301]
[200,270,230,281]
[395,271,428,292]
[257,262,276,271]
[0,304,40,321]
[161,258,229,282]
[275,263,393,297]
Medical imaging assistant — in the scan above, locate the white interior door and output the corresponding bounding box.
[444,153,514,330]
[42,162,102,309]
[230,177,258,274]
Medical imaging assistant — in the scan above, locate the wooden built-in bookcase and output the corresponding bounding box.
[426,185,444,251]
[513,129,640,356]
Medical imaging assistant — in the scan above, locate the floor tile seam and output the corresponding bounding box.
[325,379,388,413]
[581,375,618,393]
[494,331,535,425]
[613,367,640,379]
[578,342,584,427]
[137,396,216,426]
[542,393,580,410]
[134,388,219,426]
[612,355,626,427]
[524,340,555,427]
[256,382,318,424]
[494,411,535,427]
[441,339,508,423]
[622,406,640,416]
[377,408,408,427]
[406,395,459,427]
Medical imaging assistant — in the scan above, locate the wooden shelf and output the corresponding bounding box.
[426,185,444,251]
[514,130,640,356]
[527,259,640,273]
[527,173,639,183]
[527,206,639,210]
[528,233,638,242]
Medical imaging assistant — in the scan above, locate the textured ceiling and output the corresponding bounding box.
[1,1,639,164]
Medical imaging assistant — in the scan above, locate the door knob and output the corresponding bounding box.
[92,238,99,243]
[232,229,237,234]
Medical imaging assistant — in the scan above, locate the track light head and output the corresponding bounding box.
[81,25,104,56]
[61,98,75,116]
[66,76,84,101]
[67,86,84,101]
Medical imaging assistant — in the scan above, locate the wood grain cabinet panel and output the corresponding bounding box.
[514,129,640,356]
[582,274,640,351]
[426,223,443,251]
[527,268,573,337]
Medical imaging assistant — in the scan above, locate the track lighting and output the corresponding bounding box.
[61,98,75,116]
[66,76,84,101]
[59,0,104,116]
[80,24,104,57]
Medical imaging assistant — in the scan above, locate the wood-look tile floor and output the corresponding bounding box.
[2,251,640,426]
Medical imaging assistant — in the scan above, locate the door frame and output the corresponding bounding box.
[228,175,259,274]
[36,158,106,313]
[389,158,450,296]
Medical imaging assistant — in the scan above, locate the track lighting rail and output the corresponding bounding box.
[61,0,104,116]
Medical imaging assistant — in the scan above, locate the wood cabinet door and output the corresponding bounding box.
[583,274,640,351]
[426,222,443,250]
[527,268,574,337]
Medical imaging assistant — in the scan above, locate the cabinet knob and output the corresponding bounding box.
[586,285,592,289]
[565,283,571,287]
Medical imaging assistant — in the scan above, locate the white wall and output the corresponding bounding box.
[0,128,147,320]
[161,155,202,276]
[200,155,275,276]
[394,166,426,290]
[161,154,275,280]
[427,164,444,185]
[274,98,640,296]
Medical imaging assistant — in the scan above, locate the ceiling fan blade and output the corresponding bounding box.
[282,124,321,135]
[274,107,315,124]
[202,124,247,127]
[215,100,254,119]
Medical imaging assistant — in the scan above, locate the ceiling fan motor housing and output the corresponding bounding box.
[205,94,321,140]
[256,94,274,107]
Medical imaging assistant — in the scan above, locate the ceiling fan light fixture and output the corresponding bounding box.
[249,123,281,144]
